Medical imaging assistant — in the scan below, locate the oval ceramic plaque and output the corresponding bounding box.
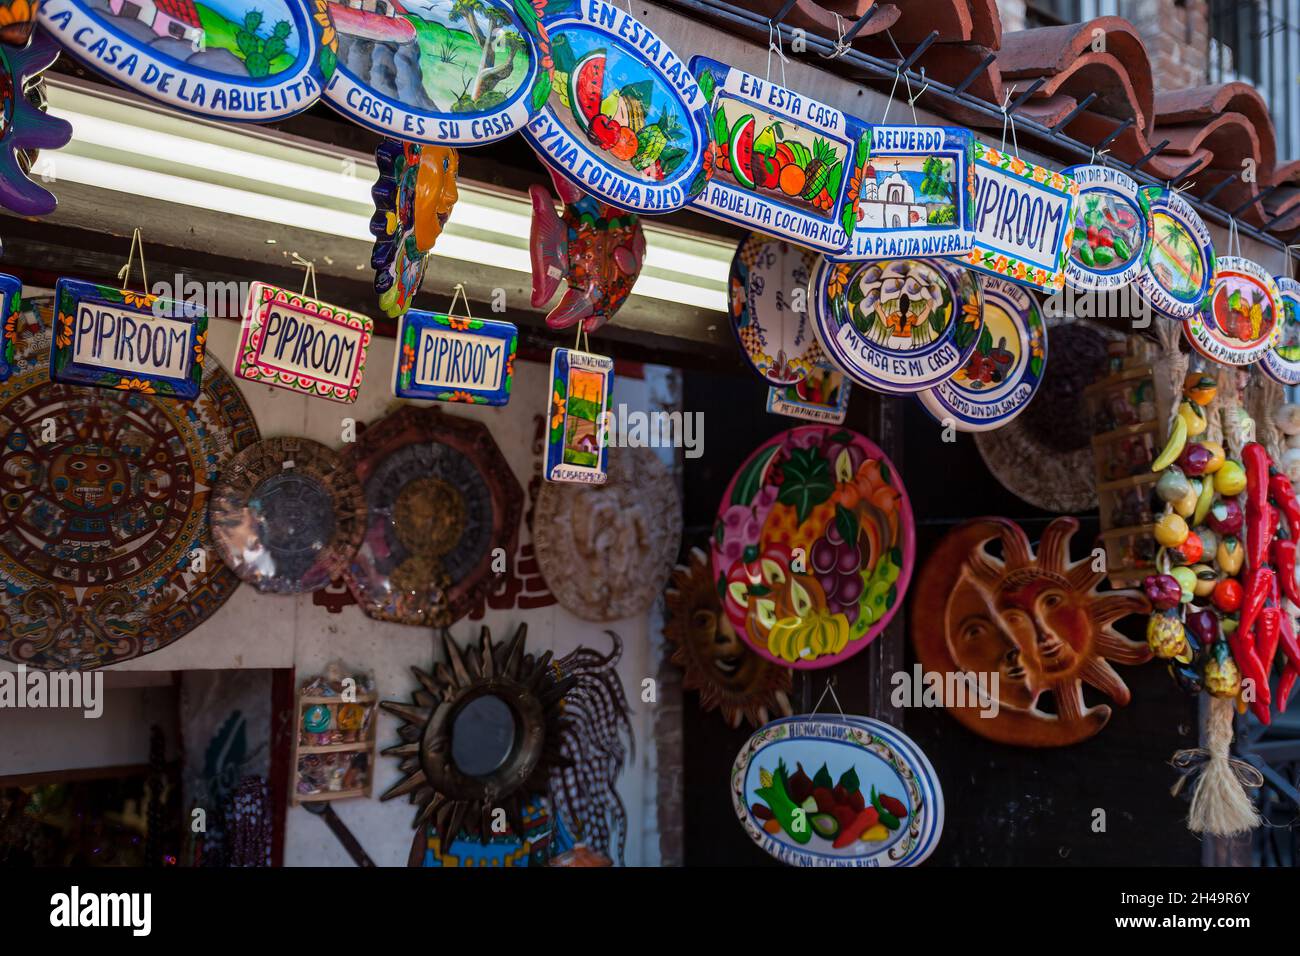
[917,276,1046,432]
[1061,164,1146,292]
[710,426,914,670]
[40,0,324,122]
[1262,276,1300,385]
[729,234,823,386]
[1185,256,1283,366]
[519,0,709,214]
[732,715,943,867]
[321,0,540,145]
[1135,185,1214,321]
[809,255,982,394]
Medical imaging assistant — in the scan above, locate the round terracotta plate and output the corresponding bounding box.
[809,256,982,394]
[710,425,914,669]
[917,276,1047,432]
[1185,256,1283,366]
[211,437,365,594]
[731,714,943,867]
[1262,276,1300,385]
[729,233,825,386]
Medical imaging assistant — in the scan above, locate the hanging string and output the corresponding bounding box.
[818,12,851,61]
[1089,146,1110,167]
[292,252,318,300]
[765,20,788,88]
[573,323,590,354]
[907,68,930,125]
[810,679,846,718]
[117,227,149,295]
[447,281,473,319]
[879,67,903,126]
[1227,217,1241,259]
[998,89,1020,159]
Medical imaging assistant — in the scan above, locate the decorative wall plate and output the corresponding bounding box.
[39,0,325,122]
[917,276,1046,432]
[534,446,681,621]
[545,347,612,484]
[1261,276,1300,385]
[910,517,1151,747]
[50,277,207,400]
[834,124,976,261]
[964,143,1078,292]
[0,33,72,217]
[0,272,20,383]
[664,547,792,729]
[343,405,521,627]
[392,309,517,404]
[0,317,258,670]
[1060,164,1146,292]
[711,426,914,669]
[236,281,372,403]
[1135,184,1214,321]
[729,233,824,386]
[210,437,365,594]
[370,138,459,319]
[809,255,983,394]
[689,57,861,254]
[1184,256,1282,366]
[766,366,850,424]
[731,715,943,867]
[321,0,540,145]
[518,0,710,215]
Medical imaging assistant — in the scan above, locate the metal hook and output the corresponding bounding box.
[117,227,150,295]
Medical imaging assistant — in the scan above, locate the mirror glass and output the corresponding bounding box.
[450,695,517,777]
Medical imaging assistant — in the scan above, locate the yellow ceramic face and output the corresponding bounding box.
[415,146,460,252]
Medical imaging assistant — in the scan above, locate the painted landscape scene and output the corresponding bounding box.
[1147,211,1206,300]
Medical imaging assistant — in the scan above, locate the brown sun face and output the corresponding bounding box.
[664,548,792,729]
[913,517,1152,747]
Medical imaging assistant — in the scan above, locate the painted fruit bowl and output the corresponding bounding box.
[710,426,915,669]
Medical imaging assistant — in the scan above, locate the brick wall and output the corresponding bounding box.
[1126,0,1209,92]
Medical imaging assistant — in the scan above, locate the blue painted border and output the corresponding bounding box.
[391,310,518,406]
[1060,164,1147,291]
[545,346,613,483]
[1262,276,1300,386]
[1135,185,1215,321]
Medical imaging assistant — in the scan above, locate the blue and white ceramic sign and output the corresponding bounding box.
[392,310,518,405]
[729,234,823,385]
[1135,185,1215,321]
[321,0,541,145]
[1262,276,1300,386]
[1061,164,1147,292]
[50,277,207,400]
[809,255,983,394]
[40,0,325,122]
[833,124,976,262]
[731,715,944,867]
[520,0,710,214]
[546,347,613,483]
[689,57,860,254]
[918,277,1046,432]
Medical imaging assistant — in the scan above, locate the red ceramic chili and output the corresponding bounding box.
[1273,538,1300,609]
[1244,443,1273,571]
[1269,469,1300,537]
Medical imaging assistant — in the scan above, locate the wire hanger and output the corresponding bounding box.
[117,227,150,295]
[292,252,318,300]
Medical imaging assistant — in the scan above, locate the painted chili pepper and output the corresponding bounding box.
[1269,468,1300,537]
[1243,442,1273,570]
[1233,566,1273,709]
[1279,662,1300,711]
[1273,537,1300,609]
[1277,604,1300,667]
[831,806,878,849]
[1258,606,1282,677]
[870,785,900,830]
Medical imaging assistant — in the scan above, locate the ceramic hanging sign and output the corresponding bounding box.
[766,367,850,424]
[392,310,517,405]
[1262,277,1300,385]
[321,0,541,145]
[917,277,1047,432]
[0,273,20,384]
[1061,164,1147,292]
[834,124,976,261]
[236,282,372,403]
[1184,257,1283,366]
[689,57,861,254]
[731,715,943,867]
[1134,185,1214,321]
[39,0,325,122]
[0,34,72,217]
[519,0,710,214]
[729,234,823,385]
[546,347,613,483]
[963,143,1078,292]
[50,278,207,400]
[809,255,983,394]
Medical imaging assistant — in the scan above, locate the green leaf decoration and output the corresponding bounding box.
[532,73,553,113]
[698,68,717,104]
[837,765,860,793]
[813,763,834,790]
[777,446,834,525]
[835,503,858,548]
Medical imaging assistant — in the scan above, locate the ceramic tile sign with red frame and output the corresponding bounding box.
[546,347,613,484]
[0,273,21,384]
[688,57,863,255]
[832,124,976,262]
[964,143,1079,292]
[1184,257,1283,366]
[392,310,518,405]
[236,282,372,403]
[50,278,207,400]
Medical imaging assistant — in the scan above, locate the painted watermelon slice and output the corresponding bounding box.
[730,114,756,189]
[570,50,606,133]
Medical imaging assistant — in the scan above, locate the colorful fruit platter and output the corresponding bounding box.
[731,715,943,867]
[711,426,914,669]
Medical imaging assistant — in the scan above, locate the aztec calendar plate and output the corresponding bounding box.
[210,437,365,595]
[343,405,522,627]
[0,301,259,670]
